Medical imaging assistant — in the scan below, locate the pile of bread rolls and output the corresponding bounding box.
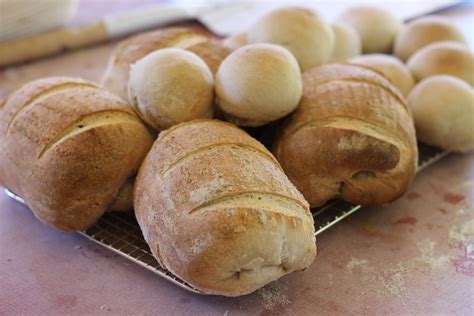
[0,5,472,296]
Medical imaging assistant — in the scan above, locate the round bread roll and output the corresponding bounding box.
[0,77,153,231]
[348,54,415,96]
[128,48,214,130]
[407,41,474,85]
[408,75,474,152]
[330,22,362,62]
[247,6,333,71]
[394,15,466,61]
[338,6,401,53]
[186,39,231,76]
[215,43,302,127]
[222,32,248,51]
[101,27,209,99]
[134,119,316,296]
[274,64,418,207]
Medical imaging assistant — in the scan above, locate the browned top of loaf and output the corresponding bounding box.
[186,40,231,76]
[0,77,152,231]
[111,27,209,66]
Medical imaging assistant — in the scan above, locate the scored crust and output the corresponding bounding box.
[0,77,153,231]
[274,64,417,207]
[134,119,316,296]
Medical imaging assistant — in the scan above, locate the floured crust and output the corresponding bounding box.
[274,64,417,207]
[134,119,316,296]
[0,77,153,231]
[186,39,231,76]
[101,27,210,99]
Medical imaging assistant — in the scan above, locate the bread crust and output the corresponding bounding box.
[134,119,316,296]
[101,27,209,99]
[274,64,417,207]
[0,77,153,231]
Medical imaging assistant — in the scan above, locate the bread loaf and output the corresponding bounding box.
[187,39,231,76]
[215,44,302,127]
[134,119,316,296]
[0,77,153,231]
[407,41,474,85]
[408,75,474,152]
[274,64,418,207]
[347,54,415,96]
[247,7,334,71]
[128,48,214,131]
[337,6,401,53]
[101,27,209,99]
[394,15,466,61]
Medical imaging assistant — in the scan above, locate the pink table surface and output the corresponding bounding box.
[1,2,473,315]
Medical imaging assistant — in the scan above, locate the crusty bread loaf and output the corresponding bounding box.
[187,39,231,76]
[330,22,361,62]
[247,6,334,71]
[408,75,474,152]
[0,77,153,231]
[407,41,474,85]
[274,64,418,207]
[215,43,302,127]
[134,119,316,296]
[347,54,415,96]
[337,6,401,53]
[394,15,466,61]
[128,48,214,131]
[101,27,209,99]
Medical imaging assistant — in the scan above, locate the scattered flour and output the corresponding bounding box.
[258,281,291,311]
[449,218,474,244]
[415,239,450,270]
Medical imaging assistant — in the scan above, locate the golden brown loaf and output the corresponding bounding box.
[128,48,214,131]
[101,27,209,99]
[247,7,334,71]
[408,75,474,152]
[394,15,466,61]
[0,77,153,231]
[347,54,415,96]
[274,64,418,207]
[407,41,474,85]
[337,6,401,53]
[186,39,231,76]
[215,43,302,127]
[330,22,362,62]
[134,119,316,296]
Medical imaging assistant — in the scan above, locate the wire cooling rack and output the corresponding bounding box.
[4,143,448,294]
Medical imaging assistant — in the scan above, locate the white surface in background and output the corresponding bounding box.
[191,0,463,35]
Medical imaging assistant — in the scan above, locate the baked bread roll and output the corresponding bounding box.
[134,119,316,296]
[101,27,209,99]
[338,6,401,53]
[247,6,334,71]
[0,77,153,231]
[186,39,231,76]
[408,75,474,152]
[274,64,418,207]
[330,22,361,62]
[215,43,302,127]
[394,15,466,61]
[128,48,214,131]
[222,32,248,51]
[407,41,474,85]
[348,54,415,96]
